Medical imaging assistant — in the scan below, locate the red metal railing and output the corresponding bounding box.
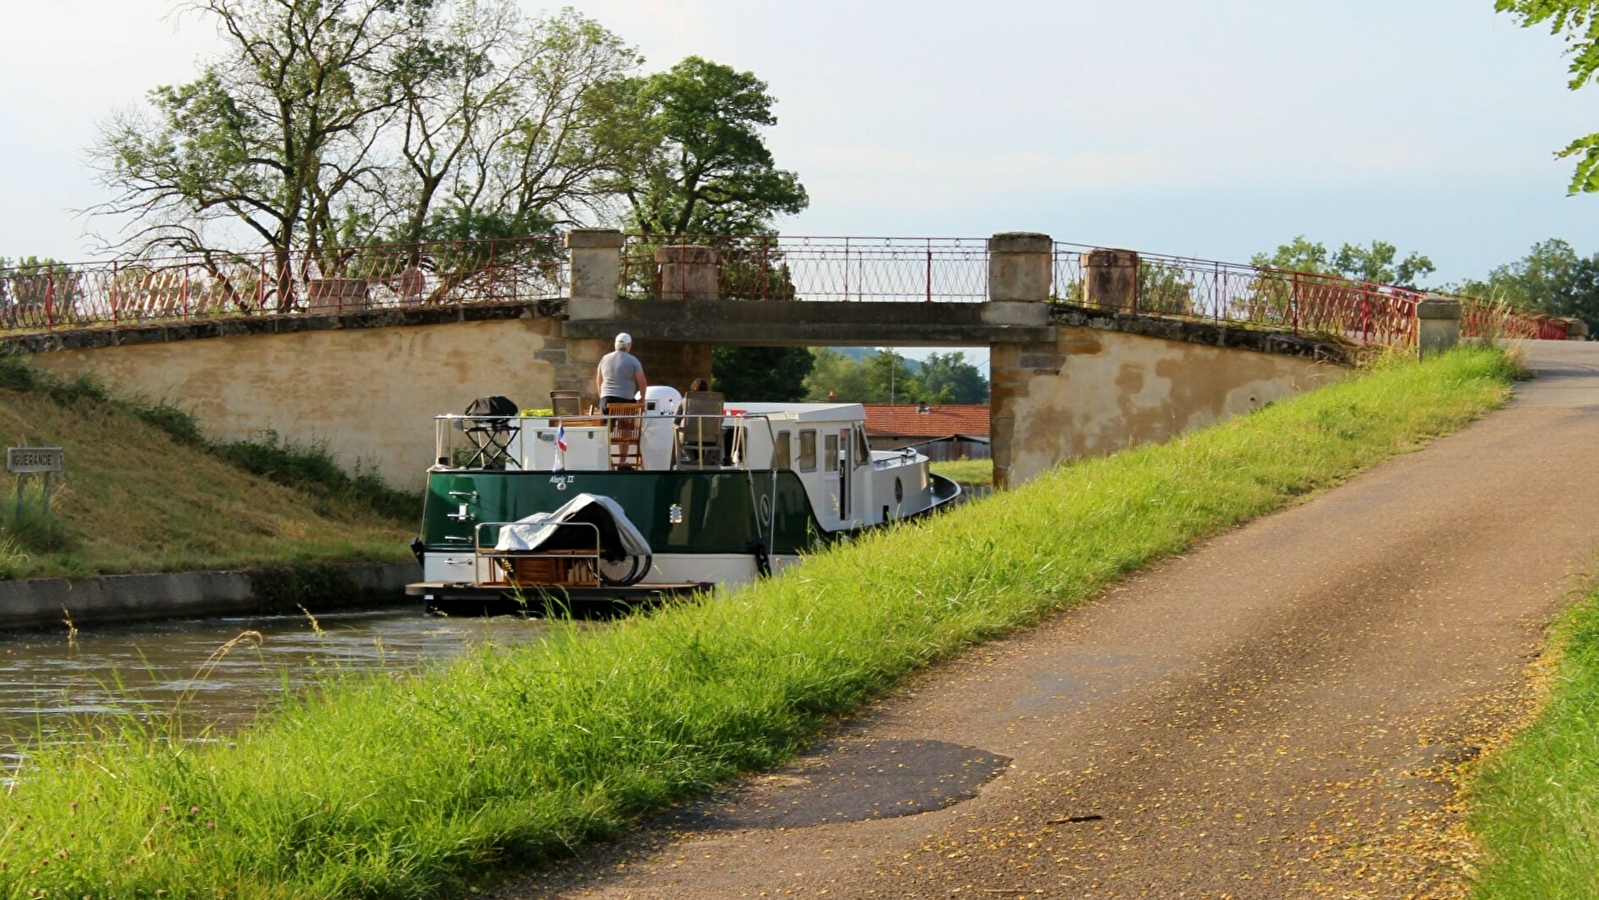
[619,234,990,303]
[1052,243,1423,346]
[1458,297,1568,341]
[1051,243,1571,348]
[0,233,1572,349]
[0,236,567,332]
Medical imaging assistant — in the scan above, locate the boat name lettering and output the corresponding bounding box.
[549,475,575,491]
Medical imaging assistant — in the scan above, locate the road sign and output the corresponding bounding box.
[6,446,64,474]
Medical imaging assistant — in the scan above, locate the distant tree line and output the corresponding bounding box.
[803,350,988,405]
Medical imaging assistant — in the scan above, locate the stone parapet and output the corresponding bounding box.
[988,231,1052,303]
[1417,294,1462,359]
[1082,248,1140,309]
[655,245,720,303]
[567,228,625,320]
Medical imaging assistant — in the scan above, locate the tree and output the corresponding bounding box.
[91,0,641,268]
[92,0,418,263]
[377,4,640,245]
[804,348,870,401]
[1252,236,1435,287]
[861,350,924,405]
[1453,238,1599,321]
[1497,1,1599,193]
[711,346,814,402]
[608,56,808,236]
[918,352,989,404]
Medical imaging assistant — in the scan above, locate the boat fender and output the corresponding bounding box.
[751,540,772,578]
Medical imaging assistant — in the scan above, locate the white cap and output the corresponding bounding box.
[614,332,632,348]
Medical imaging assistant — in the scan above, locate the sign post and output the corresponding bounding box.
[6,445,64,519]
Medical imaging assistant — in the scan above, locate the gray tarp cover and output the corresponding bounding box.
[493,493,651,561]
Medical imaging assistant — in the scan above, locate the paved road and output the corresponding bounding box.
[499,342,1599,899]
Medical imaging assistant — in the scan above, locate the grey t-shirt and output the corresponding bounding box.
[598,350,643,399]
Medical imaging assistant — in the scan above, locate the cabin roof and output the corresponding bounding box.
[733,402,866,424]
[862,404,990,439]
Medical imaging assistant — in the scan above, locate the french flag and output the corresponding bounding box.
[554,422,568,472]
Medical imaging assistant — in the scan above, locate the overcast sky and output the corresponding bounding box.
[0,0,1593,286]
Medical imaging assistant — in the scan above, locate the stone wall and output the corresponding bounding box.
[25,314,712,490]
[991,327,1346,487]
[30,317,567,489]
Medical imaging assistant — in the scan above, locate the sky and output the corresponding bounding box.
[0,0,1593,292]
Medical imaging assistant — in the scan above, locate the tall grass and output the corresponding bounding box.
[218,429,419,524]
[0,349,417,524]
[1468,584,1599,897]
[0,351,416,578]
[929,457,992,487]
[0,348,1518,899]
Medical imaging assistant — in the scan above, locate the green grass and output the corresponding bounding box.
[0,352,415,578]
[0,347,1518,899]
[1468,584,1599,897]
[930,457,992,486]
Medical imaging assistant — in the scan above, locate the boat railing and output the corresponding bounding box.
[472,520,603,589]
[431,410,780,474]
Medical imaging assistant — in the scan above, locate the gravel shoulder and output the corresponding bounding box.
[497,342,1599,899]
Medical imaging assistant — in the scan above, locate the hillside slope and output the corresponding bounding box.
[0,379,414,579]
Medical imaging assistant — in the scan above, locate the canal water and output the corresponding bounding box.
[0,606,548,755]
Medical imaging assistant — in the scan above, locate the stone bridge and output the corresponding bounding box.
[4,230,1507,490]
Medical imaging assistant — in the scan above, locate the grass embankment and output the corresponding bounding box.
[0,355,415,579]
[0,348,1517,899]
[1468,584,1599,897]
[929,457,992,488]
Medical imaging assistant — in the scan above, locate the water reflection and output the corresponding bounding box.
[0,606,547,752]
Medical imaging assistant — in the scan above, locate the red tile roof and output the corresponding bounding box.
[862,404,990,439]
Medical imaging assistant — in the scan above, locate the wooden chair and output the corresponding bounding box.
[550,390,582,417]
[606,402,644,469]
[676,391,725,468]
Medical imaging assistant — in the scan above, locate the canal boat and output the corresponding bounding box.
[406,387,962,613]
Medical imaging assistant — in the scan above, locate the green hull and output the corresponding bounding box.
[420,469,826,555]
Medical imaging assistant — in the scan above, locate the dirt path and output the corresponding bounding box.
[496,342,1599,899]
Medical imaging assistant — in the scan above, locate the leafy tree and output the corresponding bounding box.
[1453,238,1599,321]
[1252,236,1435,287]
[92,0,419,263]
[91,0,640,270]
[804,348,870,401]
[918,351,989,404]
[1497,1,1599,192]
[608,57,808,236]
[861,350,925,405]
[377,5,640,245]
[711,346,814,402]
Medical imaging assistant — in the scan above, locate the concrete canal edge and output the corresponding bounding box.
[0,562,422,630]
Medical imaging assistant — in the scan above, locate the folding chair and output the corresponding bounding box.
[460,395,520,469]
[675,391,725,468]
[607,402,644,470]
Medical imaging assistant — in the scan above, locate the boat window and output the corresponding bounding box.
[854,426,871,468]
[799,429,817,471]
[773,430,791,470]
[824,433,838,473]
